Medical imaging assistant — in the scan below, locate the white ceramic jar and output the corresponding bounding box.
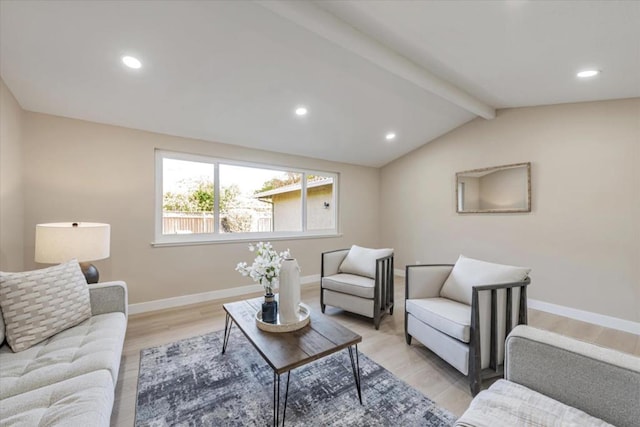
[279,258,301,324]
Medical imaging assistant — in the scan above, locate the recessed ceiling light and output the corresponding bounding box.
[576,70,599,78]
[295,106,308,116]
[385,132,396,141]
[122,56,142,69]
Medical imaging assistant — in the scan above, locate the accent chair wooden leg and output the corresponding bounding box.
[321,304,326,313]
[469,349,482,396]
[470,377,481,397]
[405,333,412,345]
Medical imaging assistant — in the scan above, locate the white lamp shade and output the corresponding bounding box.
[35,222,111,263]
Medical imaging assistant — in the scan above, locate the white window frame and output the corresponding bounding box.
[153,149,339,246]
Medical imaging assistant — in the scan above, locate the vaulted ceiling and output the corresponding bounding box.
[1,1,639,167]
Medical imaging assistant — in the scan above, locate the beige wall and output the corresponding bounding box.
[21,112,381,304]
[0,80,24,271]
[381,99,640,322]
[6,86,639,323]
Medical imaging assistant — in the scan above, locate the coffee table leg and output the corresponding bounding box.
[273,372,278,426]
[282,372,291,425]
[273,371,291,426]
[348,345,363,404]
[222,313,233,354]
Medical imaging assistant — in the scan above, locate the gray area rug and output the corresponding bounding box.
[136,328,456,426]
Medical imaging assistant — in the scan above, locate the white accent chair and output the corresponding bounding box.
[321,245,394,329]
[405,255,531,395]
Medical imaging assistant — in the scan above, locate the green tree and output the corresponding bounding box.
[163,191,190,212]
[255,172,304,193]
[220,184,240,213]
[220,184,250,233]
[163,179,240,213]
[163,178,249,233]
[188,181,213,212]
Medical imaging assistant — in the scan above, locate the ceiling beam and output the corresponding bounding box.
[257,0,495,120]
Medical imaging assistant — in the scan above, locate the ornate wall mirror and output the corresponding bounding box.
[456,162,531,213]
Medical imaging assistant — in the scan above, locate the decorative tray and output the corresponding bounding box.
[255,302,311,333]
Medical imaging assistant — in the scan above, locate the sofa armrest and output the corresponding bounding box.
[505,325,640,427]
[405,264,452,299]
[88,281,128,317]
[321,249,349,277]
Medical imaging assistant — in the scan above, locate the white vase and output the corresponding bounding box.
[279,258,301,324]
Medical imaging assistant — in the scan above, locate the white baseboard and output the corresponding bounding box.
[527,299,639,335]
[394,267,637,335]
[128,274,321,315]
[129,274,639,335]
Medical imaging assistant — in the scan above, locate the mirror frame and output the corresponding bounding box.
[456,162,531,214]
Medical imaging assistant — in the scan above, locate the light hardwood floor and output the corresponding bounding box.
[111,281,640,426]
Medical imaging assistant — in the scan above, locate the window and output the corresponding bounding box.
[155,150,338,244]
[306,174,335,231]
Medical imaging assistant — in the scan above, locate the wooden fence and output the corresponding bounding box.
[163,212,214,234]
[163,212,272,234]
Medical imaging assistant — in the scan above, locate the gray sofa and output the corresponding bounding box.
[456,325,640,427]
[0,281,128,426]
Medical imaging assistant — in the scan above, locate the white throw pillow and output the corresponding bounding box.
[0,259,91,352]
[339,245,393,279]
[440,255,531,306]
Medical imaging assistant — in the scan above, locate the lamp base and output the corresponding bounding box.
[79,262,99,284]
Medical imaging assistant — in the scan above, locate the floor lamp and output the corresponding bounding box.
[35,222,111,284]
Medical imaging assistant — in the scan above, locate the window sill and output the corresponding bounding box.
[151,232,343,247]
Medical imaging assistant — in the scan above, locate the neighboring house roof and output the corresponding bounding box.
[254,177,333,198]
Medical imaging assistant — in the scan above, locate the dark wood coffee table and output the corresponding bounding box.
[222,297,363,426]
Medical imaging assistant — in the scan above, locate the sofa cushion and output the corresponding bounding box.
[406,298,471,342]
[0,311,126,399]
[339,245,393,279]
[322,274,375,299]
[0,370,114,427]
[0,259,92,352]
[455,379,613,427]
[323,289,374,318]
[440,255,530,305]
[407,315,470,375]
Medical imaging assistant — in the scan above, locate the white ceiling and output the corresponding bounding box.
[1,1,639,167]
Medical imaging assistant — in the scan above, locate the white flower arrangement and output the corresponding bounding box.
[235,242,291,295]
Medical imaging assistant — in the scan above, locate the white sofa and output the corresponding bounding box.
[0,281,128,426]
[456,325,640,427]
